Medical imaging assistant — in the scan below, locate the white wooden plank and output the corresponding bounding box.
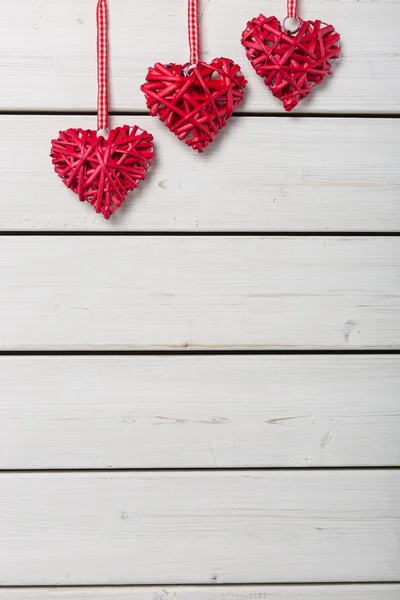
[1,585,400,600]
[0,236,398,350]
[1,116,399,231]
[1,355,399,469]
[0,471,398,585]
[1,0,399,113]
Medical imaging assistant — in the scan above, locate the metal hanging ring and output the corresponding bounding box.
[282,16,301,34]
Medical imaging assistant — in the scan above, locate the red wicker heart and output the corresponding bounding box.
[242,15,340,111]
[141,58,247,152]
[50,125,154,219]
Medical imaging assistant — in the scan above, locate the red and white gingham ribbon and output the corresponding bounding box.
[97,0,108,130]
[188,0,200,65]
[287,0,298,18]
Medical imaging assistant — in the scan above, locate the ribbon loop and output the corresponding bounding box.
[287,0,298,18]
[97,0,108,130]
[188,0,200,65]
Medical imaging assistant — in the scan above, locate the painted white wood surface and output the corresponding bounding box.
[0,236,398,350]
[1,585,400,600]
[1,116,399,231]
[1,355,399,469]
[0,471,399,585]
[1,0,398,593]
[1,0,399,114]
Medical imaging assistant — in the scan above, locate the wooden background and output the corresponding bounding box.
[0,0,399,598]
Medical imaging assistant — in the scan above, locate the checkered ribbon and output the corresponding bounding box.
[188,0,200,65]
[287,0,298,18]
[97,0,108,130]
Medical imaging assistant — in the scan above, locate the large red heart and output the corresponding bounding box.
[50,125,155,219]
[141,58,247,152]
[242,15,340,111]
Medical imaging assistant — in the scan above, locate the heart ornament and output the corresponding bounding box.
[50,125,154,219]
[141,59,246,152]
[50,1,155,219]
[242,14,341,111]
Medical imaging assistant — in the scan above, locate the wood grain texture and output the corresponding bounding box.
[0,471,399,585]
[1,0,399,113]
[0,236,398,350]
[1,355,399,469]
[1,585,400,600]
[1,116,399,231]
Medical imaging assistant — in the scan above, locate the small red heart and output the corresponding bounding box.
[50,125,155,219]
[141,58,247,152]
[242,15,340,111]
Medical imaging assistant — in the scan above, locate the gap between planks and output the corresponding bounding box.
[0,350,399,355]
[0,232,399,237]
[1,112,400,118]
[1,581,400,588]
[1,467,400,474]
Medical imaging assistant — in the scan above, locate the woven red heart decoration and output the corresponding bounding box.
[242,15,340,111]
[141,59,246,152]
[50,1,155,219]
[50,126,154,219]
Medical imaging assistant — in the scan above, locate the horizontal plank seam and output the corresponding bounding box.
[1,467,399,474]
[0,232,399,237]
[1,582,400,589]
[0,350,399,356]
[1,111,400,119]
